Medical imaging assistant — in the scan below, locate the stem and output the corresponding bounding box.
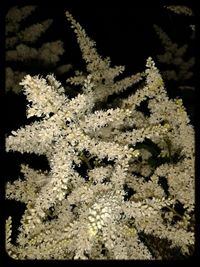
[166,206,183,219]
[79,155,92,170]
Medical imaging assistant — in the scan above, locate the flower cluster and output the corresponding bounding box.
[164,5,194,16]
[154,5,195,92]
[5,11,194,260]
[5,5,71,94]
[154,24,194,85]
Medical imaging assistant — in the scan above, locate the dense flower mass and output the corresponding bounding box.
[5,10,194,260]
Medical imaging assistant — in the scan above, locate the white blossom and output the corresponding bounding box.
[5,11,194,260]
